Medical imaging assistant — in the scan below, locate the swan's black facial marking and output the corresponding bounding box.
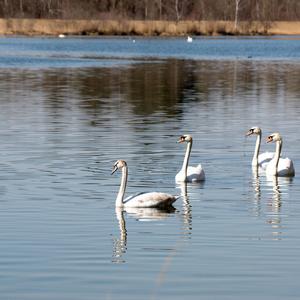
[246,128,255,136]
[111,161,119,175]
[266,135,274,143]
[178,135,186,143]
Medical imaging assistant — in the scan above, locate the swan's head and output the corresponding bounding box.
[177,135,193,143]
[111,159,127,174]
[246,127,261,136]
[266,132,282,143]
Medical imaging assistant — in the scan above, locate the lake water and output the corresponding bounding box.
[0,36,299,300]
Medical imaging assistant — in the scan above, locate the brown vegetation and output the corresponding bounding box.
[0,18,299,36]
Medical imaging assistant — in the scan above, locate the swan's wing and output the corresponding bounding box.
[187,164,205,182]
[267,157,295,177]
[124,192,147,203]
[277,157,295,176]
[176,164,205,182]
[258,151,275,169]
[124,192,178,208]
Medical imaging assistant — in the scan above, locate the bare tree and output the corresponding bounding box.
[19,0,23,16]
[234,0,241,30]
[158,0,162,19]
[0,0,299,21]
[145,0,148,19]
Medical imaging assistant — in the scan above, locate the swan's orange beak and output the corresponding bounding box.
[266,136,273,143]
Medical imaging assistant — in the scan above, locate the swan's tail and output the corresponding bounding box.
[288,159,295,176]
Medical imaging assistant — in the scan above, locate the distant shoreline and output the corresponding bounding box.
[0,19,300,36]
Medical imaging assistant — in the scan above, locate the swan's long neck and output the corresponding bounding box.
[181,140,192,181]
[273,140,282,175]
[116,166,128,207]
[252,133,261,166]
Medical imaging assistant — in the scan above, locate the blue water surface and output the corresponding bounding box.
[0,36,299,300]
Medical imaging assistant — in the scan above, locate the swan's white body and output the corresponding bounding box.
[112,160,178,208]
[257,152,275,169]
[265,133,295,177]
[187,36,193,43]
[175,135,205,183]
[246,127,274,169]
[176,164,204,182]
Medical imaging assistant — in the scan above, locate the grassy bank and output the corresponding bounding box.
[0,19,299,36]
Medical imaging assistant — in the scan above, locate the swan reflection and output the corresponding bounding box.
[251,169,294,240]
[112,206,175,263]
[265,175,293,240]
[265,175,282,240]
[252,167,261,204]
[112,208,127,263]
[177,183,192,236]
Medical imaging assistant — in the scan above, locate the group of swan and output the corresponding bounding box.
[112,129,295,209]
[246,127,295,177]
[112,134,204,208]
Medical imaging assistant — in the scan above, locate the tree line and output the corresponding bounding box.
[0,0,299,21]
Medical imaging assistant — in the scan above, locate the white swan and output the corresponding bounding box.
[112,160,178,208]
[175,135,205,183]
[265,133,295,177]
[246,127,274,169]
[187,36,193,43]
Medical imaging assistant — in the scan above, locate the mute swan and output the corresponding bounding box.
[246,127,274,169]
[187,36,193,43]
[265,133,295,177]
[175,135,205,183]
[112,160,178,208]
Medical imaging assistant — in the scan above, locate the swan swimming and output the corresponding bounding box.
[112,160,178,208]
[246,126,274,169]
[187,36,193,43]
[265,132,295,177]
[175,135,205,183]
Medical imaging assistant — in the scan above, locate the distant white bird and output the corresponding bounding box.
[58,34,65,38]
[112,160,178,208]
[187,36,193,43]
[246,126,274,169]
[265,132,295,177]
[175,135,205,183]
